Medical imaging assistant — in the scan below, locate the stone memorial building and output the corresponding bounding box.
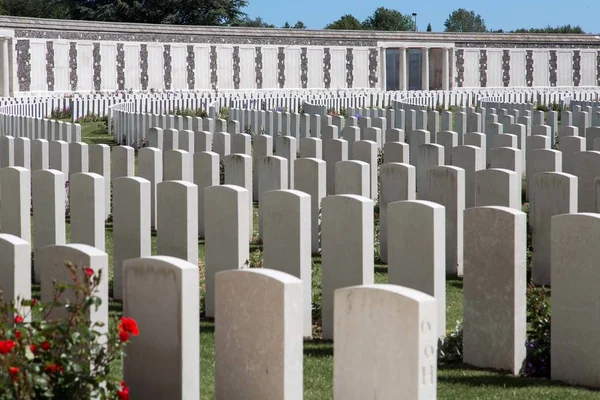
[0,15,599,95]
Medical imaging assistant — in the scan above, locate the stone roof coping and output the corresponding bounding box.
[2,16,599,44]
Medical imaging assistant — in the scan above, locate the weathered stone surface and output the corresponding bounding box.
[551,213,600,388]
[70,173,105,251]
[463,206,526,374]
[388,200,445,336]
[263,190,312,337]
[123,256,199,400]
[380,162,416,264]
[321,195,374,339]
[113,177,151,300]
[294,158,326,254]
[334,285,437,399]
[157,180,198,265]
[216,269,302,400]
[204,185,250,318]
[0,234,31,320]
[425,166,465,276]
[531,172,577,286]
[475,168,520,209]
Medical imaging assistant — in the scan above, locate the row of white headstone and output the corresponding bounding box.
[2,163,599,393]
[0,233,438,399]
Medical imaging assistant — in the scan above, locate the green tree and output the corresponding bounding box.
[362,7,416,31]
[282,20,306,29]
[512,25,585,34]
[56,0,248,26]
[293,21,306,29]
[325,14,362,30]
[232,16,275,28]
[444,8,486,32]
[0,0,69,19]
[426,23,432,32]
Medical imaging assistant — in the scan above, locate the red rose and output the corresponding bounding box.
[117,382,130,400]
[31,299,37,306]
[119,317,139,336]
[14,331,21,339]
[44,363,59,374]
[41,341,51,351]
[14,315,23,324]
[84,267,94,277]
[30,344,37,353]
[0,340,16,354]
[9,367,18,376]
[119,330,130,343]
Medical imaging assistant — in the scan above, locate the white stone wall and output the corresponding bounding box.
[487,50,502,88]
[533,50,549,87]
[15,36,600,94]
[510,50,526,87]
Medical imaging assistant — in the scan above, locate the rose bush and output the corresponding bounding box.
[0,262,138,399]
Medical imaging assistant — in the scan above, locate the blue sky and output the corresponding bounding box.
[243,0,598,33]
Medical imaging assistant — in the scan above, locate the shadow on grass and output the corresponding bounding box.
[439,364,597,391]
[375,266,388,274]
[447,278,463,290]
[304,339,333,358]
[200,319,215,333]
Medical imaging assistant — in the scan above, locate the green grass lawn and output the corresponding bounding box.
[53,122,600,399]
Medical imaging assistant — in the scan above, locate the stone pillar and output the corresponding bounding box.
[1,38,9,97]
[399,47,407,91]
[422,47,429,91]
[442,47,450,90]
